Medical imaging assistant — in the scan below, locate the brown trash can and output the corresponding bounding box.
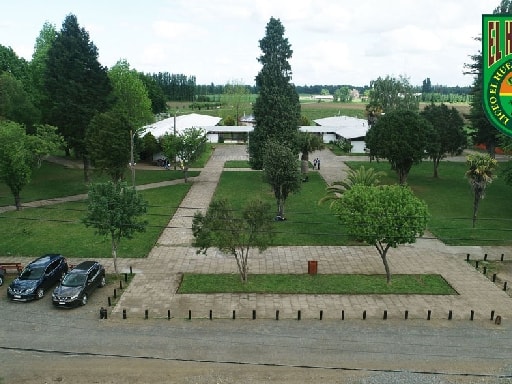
[308,260,318,275]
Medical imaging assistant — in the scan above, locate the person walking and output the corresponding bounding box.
[317,158,321,170]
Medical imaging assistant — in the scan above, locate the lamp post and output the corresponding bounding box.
[173,110,178,170]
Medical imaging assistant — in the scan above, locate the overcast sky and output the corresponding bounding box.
[1,0,500,87]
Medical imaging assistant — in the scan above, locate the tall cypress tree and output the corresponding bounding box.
[249,17,301,170]
[43,14,112,181]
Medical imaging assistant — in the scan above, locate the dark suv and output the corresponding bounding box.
[7,254,68,301]
[52,261,106,308]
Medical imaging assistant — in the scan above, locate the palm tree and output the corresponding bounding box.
[465,154,498,228]
[319,165,386,207]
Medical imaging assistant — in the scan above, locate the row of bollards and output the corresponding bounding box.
[467,253,508,291]
[111,308,499,322]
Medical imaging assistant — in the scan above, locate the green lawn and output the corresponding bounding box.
[213,171,347,245]
[179,273,456,295]
[0,185,191,258]
[346,160,512,246]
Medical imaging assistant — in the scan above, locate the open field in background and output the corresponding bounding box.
[169,99,472,123]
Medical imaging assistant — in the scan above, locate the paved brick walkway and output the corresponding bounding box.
[110,146,512,321]
[3,146,512,321]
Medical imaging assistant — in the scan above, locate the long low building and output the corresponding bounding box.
[143,113,368,153]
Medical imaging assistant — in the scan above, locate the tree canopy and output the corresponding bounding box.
[83,181,148,273]
[365,109,432,184]
[332,185,429,283]
[420,103,467,178]
[249,17,301,169]
[192,199,274,282]
[43,14,112,181]
[262,140,302,218]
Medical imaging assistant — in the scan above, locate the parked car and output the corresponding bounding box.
[7,254,68,301]
[52,261,106,308]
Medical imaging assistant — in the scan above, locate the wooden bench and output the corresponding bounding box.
[0,262,23,274]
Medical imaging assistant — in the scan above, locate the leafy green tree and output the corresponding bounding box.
[161,127,207,182]
[297,132,324,174]
[221,79,250,125]
[0,121,62,210]
[465,154,498,228]
[0,44,30,82]
[249,17,301,169]
[334,86,352,102]
[262,140,302,218]
[138,72,167,114]
[366,75,418,127]
[319,166,386,208]
[333,185,429,283]
[420,103,467,178]
[140,132,160,162]
[43,14,112,181]
[83,181,148,273]
[87,111,131,181]
[30,22,57,117]
[365,110,432,184]
[0,72,39,128]
[192,199,274,283]
[108,59,153,129]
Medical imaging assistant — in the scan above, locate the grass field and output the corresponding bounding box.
[179,273,456,294]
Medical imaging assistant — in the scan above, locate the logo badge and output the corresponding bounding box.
[483,15,512,137]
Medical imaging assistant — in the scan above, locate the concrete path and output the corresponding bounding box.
[110,146,512,321]
[2,146,512,321]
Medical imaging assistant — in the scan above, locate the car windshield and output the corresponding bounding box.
[61,273,87,287]
[19,267,45,280]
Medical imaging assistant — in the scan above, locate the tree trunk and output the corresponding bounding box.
[433,158,440,178]
[375,241,392,283]
[472,191,480,228]
[183,167,189,183]
[14,193,21,211]
[111,236,118,274]
[397,168,408,185]
[301,152,309,174]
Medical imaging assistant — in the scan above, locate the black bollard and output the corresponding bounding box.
[188,310,192,320]
[493,273,497,282]
[383,310,387,320]
[484,253,488,261]
[475,260,479,269]
[119,280,123,290]
[491,310,495,321]
[145,309,148,320]
[209,310,212,320]
[363,310,366,320]
[341,310,345,320]
[504,282,508,291]
[168,310,171,320]
[470,310,474,321]
[320,310,323,320]
[232,310,236,320]
[448,310,453,320]
[501,253,505,261]
[130,266,133,275]
[297,310,301,321]
[252,310,256,320]
[124,273,128,282]
[405,310,409,320]
[107,297,111,307]
[427,310,431,320]
[122,309,126,319]
[483,266,487,275]
[466,253,470,262]
[113,288,117,299]
[276,310,279,321]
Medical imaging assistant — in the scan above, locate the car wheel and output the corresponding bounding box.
[0,275,3,286]
[99,276,106,287]
[36,288,44,299]
[80,294,88,306]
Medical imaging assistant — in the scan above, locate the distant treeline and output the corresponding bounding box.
[148,72,472,103]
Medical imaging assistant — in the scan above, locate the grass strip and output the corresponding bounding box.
[179,273,457,295]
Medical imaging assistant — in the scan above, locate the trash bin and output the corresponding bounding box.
[308,260,318,275]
